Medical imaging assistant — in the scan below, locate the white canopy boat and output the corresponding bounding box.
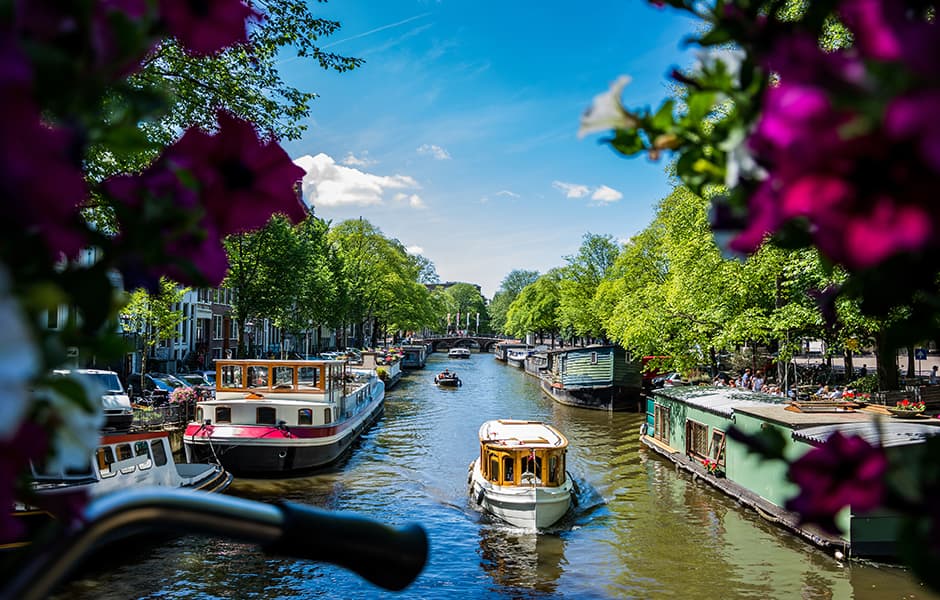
[468,419,574,529]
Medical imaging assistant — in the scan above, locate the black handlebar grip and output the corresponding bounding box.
[263,501,429,591]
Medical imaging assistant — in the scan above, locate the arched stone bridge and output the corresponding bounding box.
[421,335,516,353]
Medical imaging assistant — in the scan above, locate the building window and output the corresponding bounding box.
[654,404,670,443]
[298,408,313,425]
[710,430,727,468]
[256,407,276,425]
[213,315,222,340]
[215,406,231,423]
[685,420,709,460]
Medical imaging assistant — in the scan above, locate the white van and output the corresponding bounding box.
[55,369,134,432]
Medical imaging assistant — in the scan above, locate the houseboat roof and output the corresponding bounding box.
[793,421,940,448]
[652,385,785,417]
[478,419,568,449]
[545,344,618,355]
[734,404,874,428]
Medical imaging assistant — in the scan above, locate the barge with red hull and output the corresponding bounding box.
[184,359,385,477]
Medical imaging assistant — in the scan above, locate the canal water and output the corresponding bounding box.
[57,354,936,599]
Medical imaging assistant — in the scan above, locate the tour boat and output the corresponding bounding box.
[448,347,472,359]
[7,430,232,549]
[183,359,385,476]
[505,348,530,369]
[434,370,462,387]
[468,420,574,529]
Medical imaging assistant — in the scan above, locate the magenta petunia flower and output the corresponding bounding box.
[168,110,307,234]
[884,91,940,174]
[158,0,261,56]
[786,431,887,534]
[838,0,940,77]
[0,420,50,544]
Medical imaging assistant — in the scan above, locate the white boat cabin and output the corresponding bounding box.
[195,359,377,428]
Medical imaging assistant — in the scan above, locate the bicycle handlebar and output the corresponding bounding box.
[3,488,428,600]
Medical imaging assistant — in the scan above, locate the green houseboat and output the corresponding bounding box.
[540,345,642,411]
[641,385,940,559]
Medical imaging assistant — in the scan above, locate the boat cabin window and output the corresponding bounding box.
[248,366,268,388]
[273,367,294,388]
[324,407,332,423]
[654,404,670,443]
[298,367,320,389]
[215,406,232,423]
[522,454,542,483]
[548,455,561,484]
[685,420,709,460]
[502,455,515,485]
[591,352,598,365]
[220,365,244,389]
[298,408,313,425]
[116,443,136,474]
[257,406,277,425]
[196,407,203,422]
[97,447,116,478]
[135,441,152,470]
[488,455,499,482]
[710,430,727,468]
[151,440,168,467]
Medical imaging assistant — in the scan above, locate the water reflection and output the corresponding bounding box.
[478,526,567,596]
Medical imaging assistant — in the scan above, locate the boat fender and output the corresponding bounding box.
[476,487,486,506]
[570,490,579,507]
[639,423,648,436]
[567,472,581,496]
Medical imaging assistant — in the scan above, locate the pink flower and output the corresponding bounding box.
[786,431,887,534]
[158,0,261,56]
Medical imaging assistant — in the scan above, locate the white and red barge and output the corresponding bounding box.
[183,359,385,476]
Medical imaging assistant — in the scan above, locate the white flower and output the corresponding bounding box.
[721,127,767,188]
[35,375,104,472]
[578,75,640,139]
[0,266,40,440]
[695,47,746,86]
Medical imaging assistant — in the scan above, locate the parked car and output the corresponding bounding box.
[651,372,686,389]
[54,368,133,432]
[178,372,216,400]
[125,372,188,405]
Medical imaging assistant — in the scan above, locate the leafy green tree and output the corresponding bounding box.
[444,283,487,333]
[506,271,562,343]
[558,233,620,342]
[120,278,187,384]
[489,269,539,335]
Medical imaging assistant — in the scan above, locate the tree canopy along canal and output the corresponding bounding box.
[54,353,936,599]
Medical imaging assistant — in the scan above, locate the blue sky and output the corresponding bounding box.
[282,1,699,299]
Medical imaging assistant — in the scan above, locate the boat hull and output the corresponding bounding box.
[539,376,640,411]
[184,398,384,476]
[468,460,572,529]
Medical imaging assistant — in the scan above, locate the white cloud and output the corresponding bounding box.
[416,143,452,160]
[294,153,419,208]
[552,181,590,198]
[495,190,520,198]
[405,245,424,255]
[393,192,426,208]
[591,185,623,203]
[341,151,376,167]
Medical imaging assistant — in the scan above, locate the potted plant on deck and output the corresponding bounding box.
[888,399,926,418]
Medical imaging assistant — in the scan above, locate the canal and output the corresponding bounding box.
[56,353,936,599]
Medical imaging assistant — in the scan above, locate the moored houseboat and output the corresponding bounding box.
[523,347,549,378]
[505,348,530,369]
[468,419,574,530]
[361,350,403,389]
[641,385,940,559]
[183,359,384,477]
[7,430,232,549]
[401,343,429,369]
[539,345,642,411]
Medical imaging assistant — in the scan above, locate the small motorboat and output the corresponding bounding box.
[434,371,462,387]
[448,347,471,359]
[468,419,574,529]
